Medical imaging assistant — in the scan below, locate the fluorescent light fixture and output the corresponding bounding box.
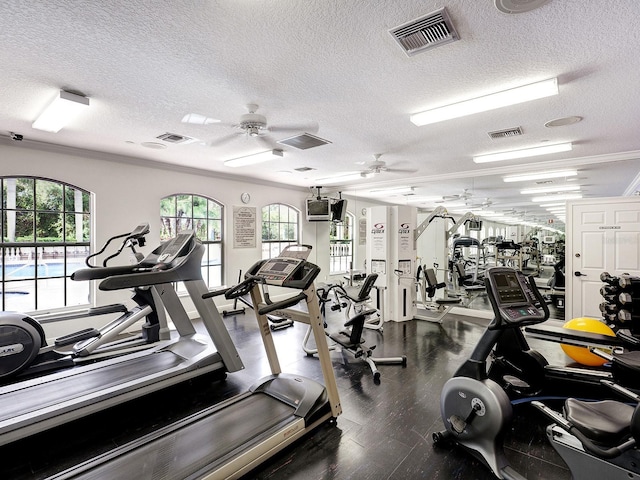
[520,185,581,195]
[405,196,442,203]
[410,78,558,126]
[367,186,414,195]
[531,193,582,202]
[503,170,577,183]
[315,172,363,183]
[32,90,90,133]
[224,149,283,167]
[473,142,572,164]
[181,113,220,125]
[539,202,566,207]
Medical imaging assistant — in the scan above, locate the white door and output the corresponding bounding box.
[567,197,640,320]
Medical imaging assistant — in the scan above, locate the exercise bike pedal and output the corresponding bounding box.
[54,328,100,347]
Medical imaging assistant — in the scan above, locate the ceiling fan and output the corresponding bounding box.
[466,198,493,209]
[359,154,416,178]
[181,104,317,148]
[436,189,473,203]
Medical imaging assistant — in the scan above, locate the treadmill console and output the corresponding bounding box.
[156,231,194,265]
[485,266,547,329]
[256,258,306,286]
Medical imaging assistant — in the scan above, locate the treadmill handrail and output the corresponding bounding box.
[258,292,307,315]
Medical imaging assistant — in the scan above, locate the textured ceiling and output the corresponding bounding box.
[1,0,640,229]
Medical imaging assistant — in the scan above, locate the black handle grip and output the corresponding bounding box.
[224,277,257,300]
[528,275,550,320]
[202,287,231,299]
[258,292,307,315]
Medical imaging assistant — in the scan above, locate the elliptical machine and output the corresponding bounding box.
[0,223,169,381]
[432,266,549,480]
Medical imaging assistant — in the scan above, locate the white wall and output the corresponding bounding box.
[0,141,395,338]
[0,142,320,337]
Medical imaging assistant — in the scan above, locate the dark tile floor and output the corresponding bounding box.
[0,285,574,480]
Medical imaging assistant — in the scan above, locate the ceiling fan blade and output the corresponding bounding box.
[268,120,319,134]
[256,135,273,148]
[205,133,241,148]
[386,167,418,173]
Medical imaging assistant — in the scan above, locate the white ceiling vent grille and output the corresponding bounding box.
[277,133,331,150]
[488,126,524,139]
[389,8,459,57]
[156,132,195,144]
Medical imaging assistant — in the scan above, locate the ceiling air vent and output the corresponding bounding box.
[389,7,459,57]
[278,133,331,150]
[488,126,524,139]
[156,132,195,144]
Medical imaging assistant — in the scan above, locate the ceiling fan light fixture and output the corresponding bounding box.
[503,169,578,182]
[410,78,558,126]
[32,90,90,133]
[224,149,283,168]
[473,142,572,163]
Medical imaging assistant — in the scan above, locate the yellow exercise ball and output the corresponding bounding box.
[560,317,615,367]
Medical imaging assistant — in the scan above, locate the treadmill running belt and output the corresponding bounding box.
[0,352,182,422]
[57,393,295,479]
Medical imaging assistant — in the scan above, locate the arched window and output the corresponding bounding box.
[330,212,354,274]
[1,176,91,312]
[160,194,223,288]
[261,204,299,259]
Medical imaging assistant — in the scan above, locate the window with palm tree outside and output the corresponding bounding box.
[160,194,223,288]
[261,204,299,259]
[1,176,91,312]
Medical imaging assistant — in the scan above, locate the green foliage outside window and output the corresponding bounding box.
[160,194,223,287]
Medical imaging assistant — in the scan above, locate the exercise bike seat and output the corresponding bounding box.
[340,273,378,302]
[564,398,634,446]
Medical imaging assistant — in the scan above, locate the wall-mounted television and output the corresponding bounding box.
[331,199,348,223]
[306,197,331,221]
[468,219,483,231]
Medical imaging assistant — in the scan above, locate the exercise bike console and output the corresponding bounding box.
[485,267,549,330]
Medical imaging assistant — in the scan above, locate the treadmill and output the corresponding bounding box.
[0,230,244,447]
[47,246,342,480]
